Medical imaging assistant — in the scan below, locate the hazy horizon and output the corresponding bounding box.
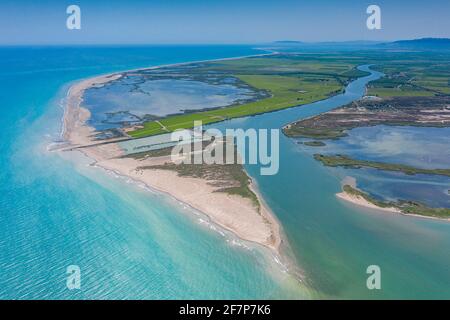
[0,39,445,48]
[1,0,450,45]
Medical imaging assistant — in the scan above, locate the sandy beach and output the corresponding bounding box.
[61,70,283,254]
[336,191,401,213]
[337,190,450,222]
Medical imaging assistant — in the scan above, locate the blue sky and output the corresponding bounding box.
[1,0,449,45]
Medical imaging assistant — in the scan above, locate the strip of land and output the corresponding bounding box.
[61,66,283,254]
[302,141,326,147]
[338,185,450,220]
[60,53,371,253]
[112,54,368,138]
[283,96,450,139]
[314,154,450,177]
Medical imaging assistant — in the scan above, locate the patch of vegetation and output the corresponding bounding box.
[315,154,450,177]
[140,163,259,209]
[128,138,260,208]
[122,146,174,159]
[285,125,347,140]
[367,56,450,97]
[343,185,393,209]
[339,68,371,79]
[122,140,214,160]
[397,200,450,219]
[129,121,167,137]
[302,141,326,147]
[283,96,450,139]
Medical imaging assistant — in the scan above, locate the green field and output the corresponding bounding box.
[128,54,366,138]
[367,86,435,97]
[123,51,450,138]
[367,55,450,97]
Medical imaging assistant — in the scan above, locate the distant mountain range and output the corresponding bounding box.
[274,40,305,44]
[273,38,450,50]
[273,40,382,46]
[378,38,450,50]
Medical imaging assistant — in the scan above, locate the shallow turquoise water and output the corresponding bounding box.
[0,46,307,299]
[0,48,449,299]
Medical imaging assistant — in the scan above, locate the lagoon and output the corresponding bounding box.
[83,75,259,130]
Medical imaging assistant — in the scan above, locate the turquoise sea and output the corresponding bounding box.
[0,46,449,299]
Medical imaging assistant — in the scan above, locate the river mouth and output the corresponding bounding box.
[73,62,450,298]
[208,64,450,298]
[74,63,383,296]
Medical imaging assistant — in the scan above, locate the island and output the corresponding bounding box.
[338,185,450,220]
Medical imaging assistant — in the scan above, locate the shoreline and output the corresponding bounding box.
[336,191,401,214]
[92,157,285,253]
[59,54,286,258]
[336,187,450,222]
